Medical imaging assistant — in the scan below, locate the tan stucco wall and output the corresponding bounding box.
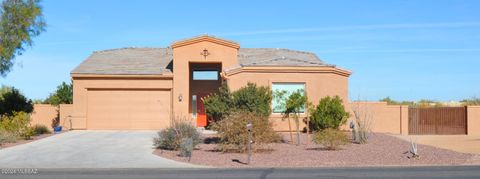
[226,70,349,131]
[172,40,238,121]
[31,104,73,130]
[467,106,480,135]
[71,77,173,129]
[59,104,73,129]
[31,104,57,129]
[349,102,408,135]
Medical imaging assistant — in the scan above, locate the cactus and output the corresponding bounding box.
[409,138,420,159]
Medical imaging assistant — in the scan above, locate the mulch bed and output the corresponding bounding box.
[0,131,65,149]
[153,132,475,168]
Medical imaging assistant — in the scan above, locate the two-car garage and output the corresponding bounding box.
[86,89,172,130]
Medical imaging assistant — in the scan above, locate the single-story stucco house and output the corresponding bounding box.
[69,35,351,130]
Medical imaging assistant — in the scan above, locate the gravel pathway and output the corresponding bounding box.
[154,133,475,168]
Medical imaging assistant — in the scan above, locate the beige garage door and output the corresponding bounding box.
[87,89,171,130]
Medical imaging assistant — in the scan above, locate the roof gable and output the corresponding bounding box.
[171,35,240,49]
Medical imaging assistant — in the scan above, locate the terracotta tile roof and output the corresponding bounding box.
[71,47,329,75]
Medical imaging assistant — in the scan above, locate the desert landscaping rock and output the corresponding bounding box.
[154,133,475,168]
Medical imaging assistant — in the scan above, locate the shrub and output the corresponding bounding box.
[0,86,33,116]
[21,127,35,140]
[203,82,273,122]
[153,120,201,150]
[0,111,31,138]
[32,124,50,135]
[352,102,373,144]
[0,130,16,145]
[202,83,233,122]
[313,128,349,150]
[212,112,280,153]
[309,96,349,131]
[232,83,272,117]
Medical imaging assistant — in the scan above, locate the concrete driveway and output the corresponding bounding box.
[0,131,198,168]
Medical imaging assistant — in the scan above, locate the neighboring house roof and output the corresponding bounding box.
[71,47,330,75]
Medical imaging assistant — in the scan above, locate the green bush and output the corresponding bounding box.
[32,124,50,135]
[212,112,280,153]
[232,83,272,117]
[202,83,233,122]
[0,111,31,138]
[21,127,35,140]
[153,121,201,150]
[0,86,33,116]
[313,128,349,150]
[309,96,349,131]
[203,82,273,123]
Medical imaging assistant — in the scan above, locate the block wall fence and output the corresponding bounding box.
[29,103,480,136]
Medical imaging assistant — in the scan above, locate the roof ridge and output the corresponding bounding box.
[240,47,318,56]
[171,34,239,47]
[93,47,166,54]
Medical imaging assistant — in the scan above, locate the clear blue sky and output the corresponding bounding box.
[1,0,479,101]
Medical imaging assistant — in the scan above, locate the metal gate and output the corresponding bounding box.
[408,107,467,135]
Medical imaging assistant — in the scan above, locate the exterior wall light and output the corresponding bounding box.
[178,94,183,102]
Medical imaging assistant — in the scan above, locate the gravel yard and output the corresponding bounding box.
[154,133,476,168]
[0,132,60,150]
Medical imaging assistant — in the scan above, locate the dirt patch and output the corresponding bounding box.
[0,132,65,149]
[153,133,474,168]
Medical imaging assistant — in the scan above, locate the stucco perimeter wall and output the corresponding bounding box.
[467,106,480,135]
[31,104,57,129]
[71,77,173,129]
[227,70,349,132]
[59,104,73,129]
[30,104,73,130]
[349,102,409,135]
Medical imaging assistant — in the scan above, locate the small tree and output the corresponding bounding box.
[276,89,307,145]
[309,96,349,131]
[44,81,73,105]
[0,0,46,76]
[44,81,73,129]
[0,86,33,116]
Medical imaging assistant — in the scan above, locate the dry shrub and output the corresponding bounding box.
[212,112,280,153]
[32,124,50,135]
[0,111,32,140]
[352,102,373,144]
[0,130,16,146]
[313,128,349,150]
[153,118,201,151]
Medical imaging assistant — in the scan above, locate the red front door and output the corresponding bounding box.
[196,93,207,127]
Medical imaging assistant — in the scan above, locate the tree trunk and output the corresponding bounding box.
[295,116,300,146]
[287,117,293,143]
[306,115,310,145]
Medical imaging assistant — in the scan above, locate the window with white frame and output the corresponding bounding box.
[272,83,306,113]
